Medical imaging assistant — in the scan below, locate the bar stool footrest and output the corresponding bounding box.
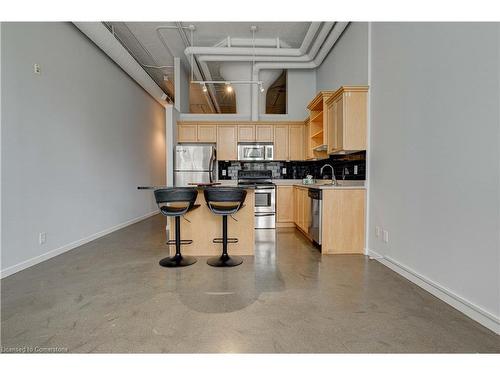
[166,239,193,246]
[212,238,238,244]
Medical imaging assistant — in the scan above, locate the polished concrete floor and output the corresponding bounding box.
[2,214,499,353]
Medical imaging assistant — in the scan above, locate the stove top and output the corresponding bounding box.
[237,170,274,187]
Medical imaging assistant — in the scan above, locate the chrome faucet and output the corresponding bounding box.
[320,164,337,185]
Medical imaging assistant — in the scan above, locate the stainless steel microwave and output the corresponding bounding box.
[237,144,273,161]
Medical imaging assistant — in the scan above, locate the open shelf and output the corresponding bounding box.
[310,111,323,123]
[311,129,324,139]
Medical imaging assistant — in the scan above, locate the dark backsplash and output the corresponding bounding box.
[218,151,366,180]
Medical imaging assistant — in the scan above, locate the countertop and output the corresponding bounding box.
[218,179,366,190]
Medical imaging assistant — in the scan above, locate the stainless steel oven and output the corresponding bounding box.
[254,185,276,229]
[238,143,273,161]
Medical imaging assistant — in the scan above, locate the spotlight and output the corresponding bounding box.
[225,82,233,93]
[259,83,265,93]
[163,75,169,81]
[202,83,208,93]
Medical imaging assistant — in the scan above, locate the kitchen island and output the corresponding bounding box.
[138,186,255,256]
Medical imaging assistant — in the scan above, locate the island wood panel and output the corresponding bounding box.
[168,189,255,256]
[321,189,365,254]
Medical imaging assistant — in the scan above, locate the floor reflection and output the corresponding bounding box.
[168,229,285,313]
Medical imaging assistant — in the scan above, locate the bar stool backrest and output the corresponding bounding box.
[204,188,247,216]
[154,188,198,216]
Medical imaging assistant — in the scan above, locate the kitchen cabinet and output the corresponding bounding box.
[326,86,368,154]
[177,123,217,143]
[177,124,198,143]
[197,125,217,143]
[256,124,274,142]
[238,125,255,142]
[321,189,365,254]
[276,186,294,227]
[307,91,335,160]
[217,125,238,160]
[274,124,289,161]
[293,186,311,236]
[289,123,305,160]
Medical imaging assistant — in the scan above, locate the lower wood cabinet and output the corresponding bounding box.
[321,189,365,254]
[291,186,365,254]
[276,186,294,227]
[293,186,311,236]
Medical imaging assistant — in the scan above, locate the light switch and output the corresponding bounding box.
[383,230,389,243]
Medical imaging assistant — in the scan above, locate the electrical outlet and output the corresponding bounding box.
[354,165,358,175]
[375,226,381,238]
[383,230,389,243]
[39,232,47,245]
[282,167,287,174]
[222,169,227,176]
[33,64,41,74]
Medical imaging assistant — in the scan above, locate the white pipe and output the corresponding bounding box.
[298,22,322,54]
[74,22,168,107]
[213,37,292,48]
[251,22,349,120]
[184,22,322,58]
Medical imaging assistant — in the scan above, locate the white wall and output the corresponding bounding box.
[1,22,166,276]
[179,68,316,121]
[315,22,369,91]
[368,22,500,332]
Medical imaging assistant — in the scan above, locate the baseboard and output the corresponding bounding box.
[366,248,500,335]
[1,210,159,279]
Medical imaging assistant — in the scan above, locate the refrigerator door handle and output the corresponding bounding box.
[209,147,216,183]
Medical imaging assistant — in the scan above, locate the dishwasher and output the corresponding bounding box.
[308,188,322,246]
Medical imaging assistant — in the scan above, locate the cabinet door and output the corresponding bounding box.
[274,124,289,160]
[256,124,274,142]
[197,125,217,143]
[327,102,336,154]
[217,125,238,160]
[178,124,197,143]
[304,121,311,160]
[238,125,255,142]
[277,186,294,223]
[335,95,344,151]
[293,187,299,225]
[289,124,304,160]
[303,189,311,233]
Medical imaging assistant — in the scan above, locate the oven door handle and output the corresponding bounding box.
[255,213,275,217]
[255,187,275,191]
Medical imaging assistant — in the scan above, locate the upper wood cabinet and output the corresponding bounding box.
[255,124,274,142]
[274,124,289,161]
[289,123,305,161]
[217,125,238,160]
[197,124,217,143]
[307,91,335,160]
[177,123,217,143]
[238,125,255,142]
[177,124,198,143]
[326,86,368,154]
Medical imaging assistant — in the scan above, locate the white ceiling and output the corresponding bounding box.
[106,22,314,112]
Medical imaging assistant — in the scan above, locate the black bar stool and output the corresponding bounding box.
[154,188,199,267]
[204,188,247,267]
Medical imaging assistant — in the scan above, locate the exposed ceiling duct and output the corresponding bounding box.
[73,22,170,107]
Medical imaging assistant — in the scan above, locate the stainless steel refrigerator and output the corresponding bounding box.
[174,144,216,187]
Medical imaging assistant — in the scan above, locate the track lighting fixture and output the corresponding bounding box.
[202,83,208,93]
[225,82,233,93]
[259,83,265,93]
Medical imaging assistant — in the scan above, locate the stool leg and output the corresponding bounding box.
[159,216,197,268]
[207,215,243,267]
